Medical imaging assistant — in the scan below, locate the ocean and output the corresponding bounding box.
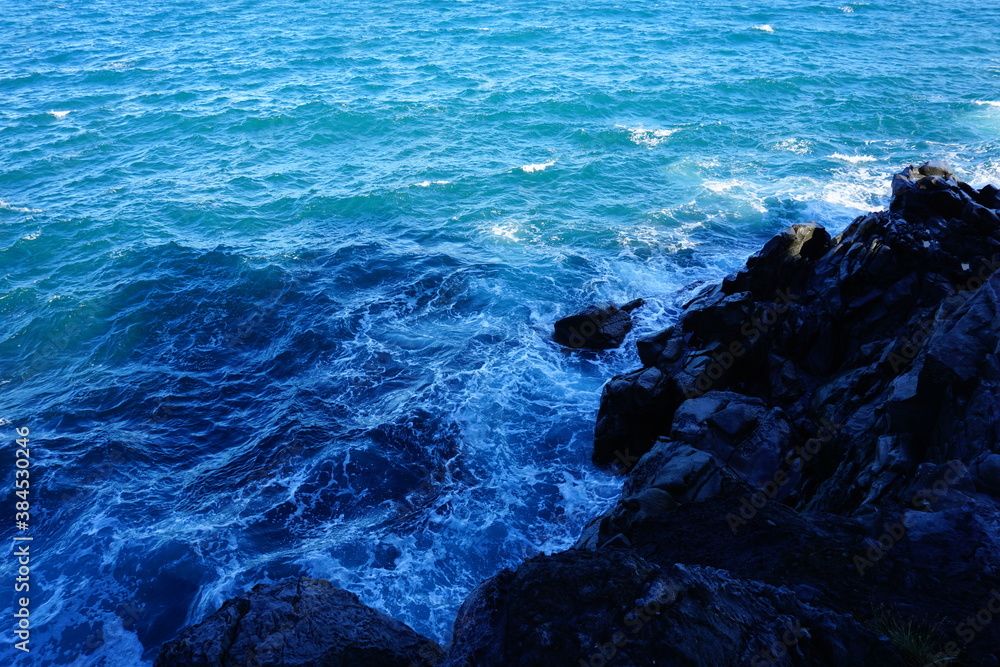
[1,0,999,663]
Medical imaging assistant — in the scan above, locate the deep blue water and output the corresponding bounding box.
[1,0,999,663]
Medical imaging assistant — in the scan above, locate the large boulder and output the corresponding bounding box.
[581,163,1000,666]
[594,162,1000,515]
[442,549,903,666]
[553,299,645,350]
[155,578,443,667]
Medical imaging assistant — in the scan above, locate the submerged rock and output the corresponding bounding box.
[154,578,443,667]
[553,298,645,350]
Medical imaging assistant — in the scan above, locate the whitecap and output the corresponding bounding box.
[48,110,71,119]
[957,160,1000,189]
[973,100,1000,108]
[619,221,705,254]
[830,153,878,164]
[774,138,811,155]
[519,160,555,173]
[490,223,519,240]
[839,5,854,12]
[0,199,43,213]
[703,179,742,193]
[618,125,677,148]
[752,24,775,33]
[773,167,889,223]
[414,180,451,187]
[21,231,40,241]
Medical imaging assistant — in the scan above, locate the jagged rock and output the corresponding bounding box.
[580,163,1000,665]
[443,549,903,666]
[595,162,1000,513]
[153,163,1000,667]
[154,578,443,667]
[669,391,792,488]
[553,298,645,350]
[978,453,1000,495]
[624,440,723,503]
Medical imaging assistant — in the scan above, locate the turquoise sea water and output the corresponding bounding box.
[2,0,999,663]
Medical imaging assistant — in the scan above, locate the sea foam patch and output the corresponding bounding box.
[830,153,878,164]
[774,138,811,155]
[703,179,743,193]
[519,160,555,173]
[618,125,678,149]
[0,199,43,213]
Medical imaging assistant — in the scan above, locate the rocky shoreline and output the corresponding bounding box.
[156,163,1000,666]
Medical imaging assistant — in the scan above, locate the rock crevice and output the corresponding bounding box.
[157,163,1000,667]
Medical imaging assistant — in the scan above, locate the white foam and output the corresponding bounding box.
[774,166,890,221]
[21,231,40,241]
[519,160,555,173]
[973,100,1000,108]
[703,179,742,193]
[77,610,151,667]
[48,110,71,119]
[959,159,1000,189]
[617,221,705,255]
[490,223,519,240]
[774,138,811,155]
[839,5,854,12]
[413,180,451,187]
[0,199,43,213]
[752,24,775,33]
[830,153,877,164]
[618,125,677,148]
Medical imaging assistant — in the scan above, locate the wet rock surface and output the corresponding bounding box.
[449,164,1000,666]
[154,578,444,667]
[553,298,646,350]
[158,164,1000,666]
[443,549,902,667]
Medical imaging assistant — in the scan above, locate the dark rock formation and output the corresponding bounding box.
[154,578,443,667]
[443,549,901,666]
[157,164,1000,667]
[444,164,1000,666]
[553,299,646,350]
